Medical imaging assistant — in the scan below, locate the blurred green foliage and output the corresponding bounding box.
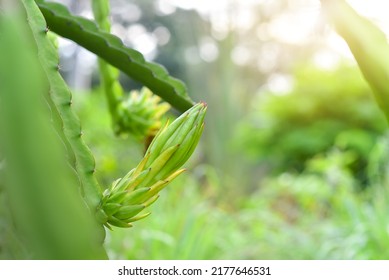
[236,64,387,185]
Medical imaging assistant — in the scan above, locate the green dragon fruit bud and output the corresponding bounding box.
[115,87,171,139]
[98,102,207,229]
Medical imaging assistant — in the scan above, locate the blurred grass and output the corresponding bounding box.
[104,148,389,259]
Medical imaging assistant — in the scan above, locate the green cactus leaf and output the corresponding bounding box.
[0,7,106,259]
[91,0,125,133]
[37,1,194,112]
[23,0,103,212]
